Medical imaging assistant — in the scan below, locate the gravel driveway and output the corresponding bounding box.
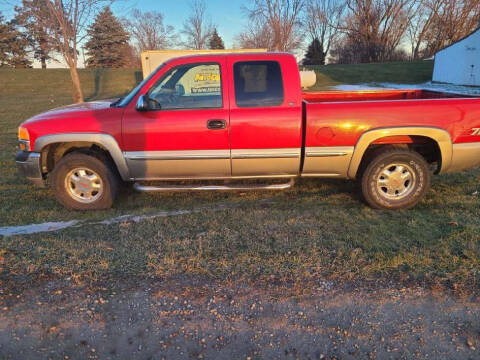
[0,279,478,359]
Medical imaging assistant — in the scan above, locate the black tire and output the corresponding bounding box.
[361,148,431,210]
[51,152,119,210]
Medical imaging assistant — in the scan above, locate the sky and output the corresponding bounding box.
[0,0,251,67]
[111,0,248,48]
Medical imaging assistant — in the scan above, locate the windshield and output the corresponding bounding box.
[115,63,165,107]
[146,63,223,110]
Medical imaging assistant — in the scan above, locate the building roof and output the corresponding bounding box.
[436,27,480,54]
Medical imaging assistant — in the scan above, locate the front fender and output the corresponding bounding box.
[34,133,131,181]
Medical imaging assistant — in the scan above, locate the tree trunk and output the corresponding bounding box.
[39,39,48,69]
[69,66,84,103]
[413,43,420,60]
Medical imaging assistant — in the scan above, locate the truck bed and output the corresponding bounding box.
[302,88,480,150]
[301,87,480,179]
[302,89,477,103]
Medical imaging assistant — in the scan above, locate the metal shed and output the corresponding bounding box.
[433,28,480,86]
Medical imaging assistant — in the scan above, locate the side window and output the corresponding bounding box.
[233,61,284,108]
[148,63,222,110]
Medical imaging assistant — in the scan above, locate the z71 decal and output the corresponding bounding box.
[471,128,480,136]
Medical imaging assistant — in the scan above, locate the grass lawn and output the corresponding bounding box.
[305,60,434,89]
[0,64,479,295]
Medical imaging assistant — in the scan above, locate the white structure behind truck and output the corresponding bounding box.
[141,49,267,78]
[433,28,480,86]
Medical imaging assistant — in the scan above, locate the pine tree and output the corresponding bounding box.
[0,13,32,68]
[15,0,56,69]
[8,20,31,68]
[303,38,325,66]
[84,7,130,68]
[209,28,225,50]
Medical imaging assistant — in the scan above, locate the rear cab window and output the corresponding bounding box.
[233,61,284,107]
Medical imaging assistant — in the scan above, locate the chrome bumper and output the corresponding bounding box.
[15,151,45,187]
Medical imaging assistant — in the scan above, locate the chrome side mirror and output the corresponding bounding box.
[135,95,149,111]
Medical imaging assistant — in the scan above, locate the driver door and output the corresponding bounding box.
[122,58,231,180]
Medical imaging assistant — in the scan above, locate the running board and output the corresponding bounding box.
[133,179,295,192]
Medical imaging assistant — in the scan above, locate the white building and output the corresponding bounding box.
[433,28,480,86]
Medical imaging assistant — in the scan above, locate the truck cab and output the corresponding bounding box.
[121,53,303,180]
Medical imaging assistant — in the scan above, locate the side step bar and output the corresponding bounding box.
[133,179,295,192]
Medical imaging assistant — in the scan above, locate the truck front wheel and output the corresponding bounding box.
[51,153,119,210]
[361,148,431,210]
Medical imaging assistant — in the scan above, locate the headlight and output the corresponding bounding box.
[18,126,30,151]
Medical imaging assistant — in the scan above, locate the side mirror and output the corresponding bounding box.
[135,95,149,111]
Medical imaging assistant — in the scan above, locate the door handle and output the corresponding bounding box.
[207,119,226,130]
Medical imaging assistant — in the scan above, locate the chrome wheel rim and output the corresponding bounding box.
[65,168,103,204]
[376,163,416,200]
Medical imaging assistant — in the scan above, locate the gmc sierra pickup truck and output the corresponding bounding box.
[16,53,480,210]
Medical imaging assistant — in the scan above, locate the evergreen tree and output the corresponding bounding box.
[209,28,225,49]
[84,7,130,68]
[302,38,325,66]
[0,13,32,68]
[15,0,56,69]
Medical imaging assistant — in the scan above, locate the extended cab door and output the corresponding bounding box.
[227,54,303,177]
[122,57,231,180]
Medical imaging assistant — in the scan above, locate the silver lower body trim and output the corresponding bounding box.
[125,150,230,161]
[125,148,303,179]
[305,147,351,157]
[302,146,354,178]
[301,173,343,177]
[447,142,480,173]
[124,150,231,179]
[232,148,301,176]
[231,148,300,159]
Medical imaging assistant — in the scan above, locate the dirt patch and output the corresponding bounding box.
[0,279,478,359]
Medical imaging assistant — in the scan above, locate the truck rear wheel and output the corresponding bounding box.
[51,153,119,210]
[361,148,430,210]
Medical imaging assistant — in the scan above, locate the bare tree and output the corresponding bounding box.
[236,19,276,49]
[407,0,480,59]
[123,9,177,53]
[335,0,416,63]
[181,0,214,50]
[239,0,305,52]
[43,0,112,102]
[305,0,344,62]
[407,0,441,59]
[333,0,479,62]
[422,0,480,57]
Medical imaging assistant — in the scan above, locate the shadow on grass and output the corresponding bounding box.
[85,69,144,101]
[85,69,108,101]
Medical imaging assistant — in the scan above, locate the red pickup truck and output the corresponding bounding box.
[16,53,480,210]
